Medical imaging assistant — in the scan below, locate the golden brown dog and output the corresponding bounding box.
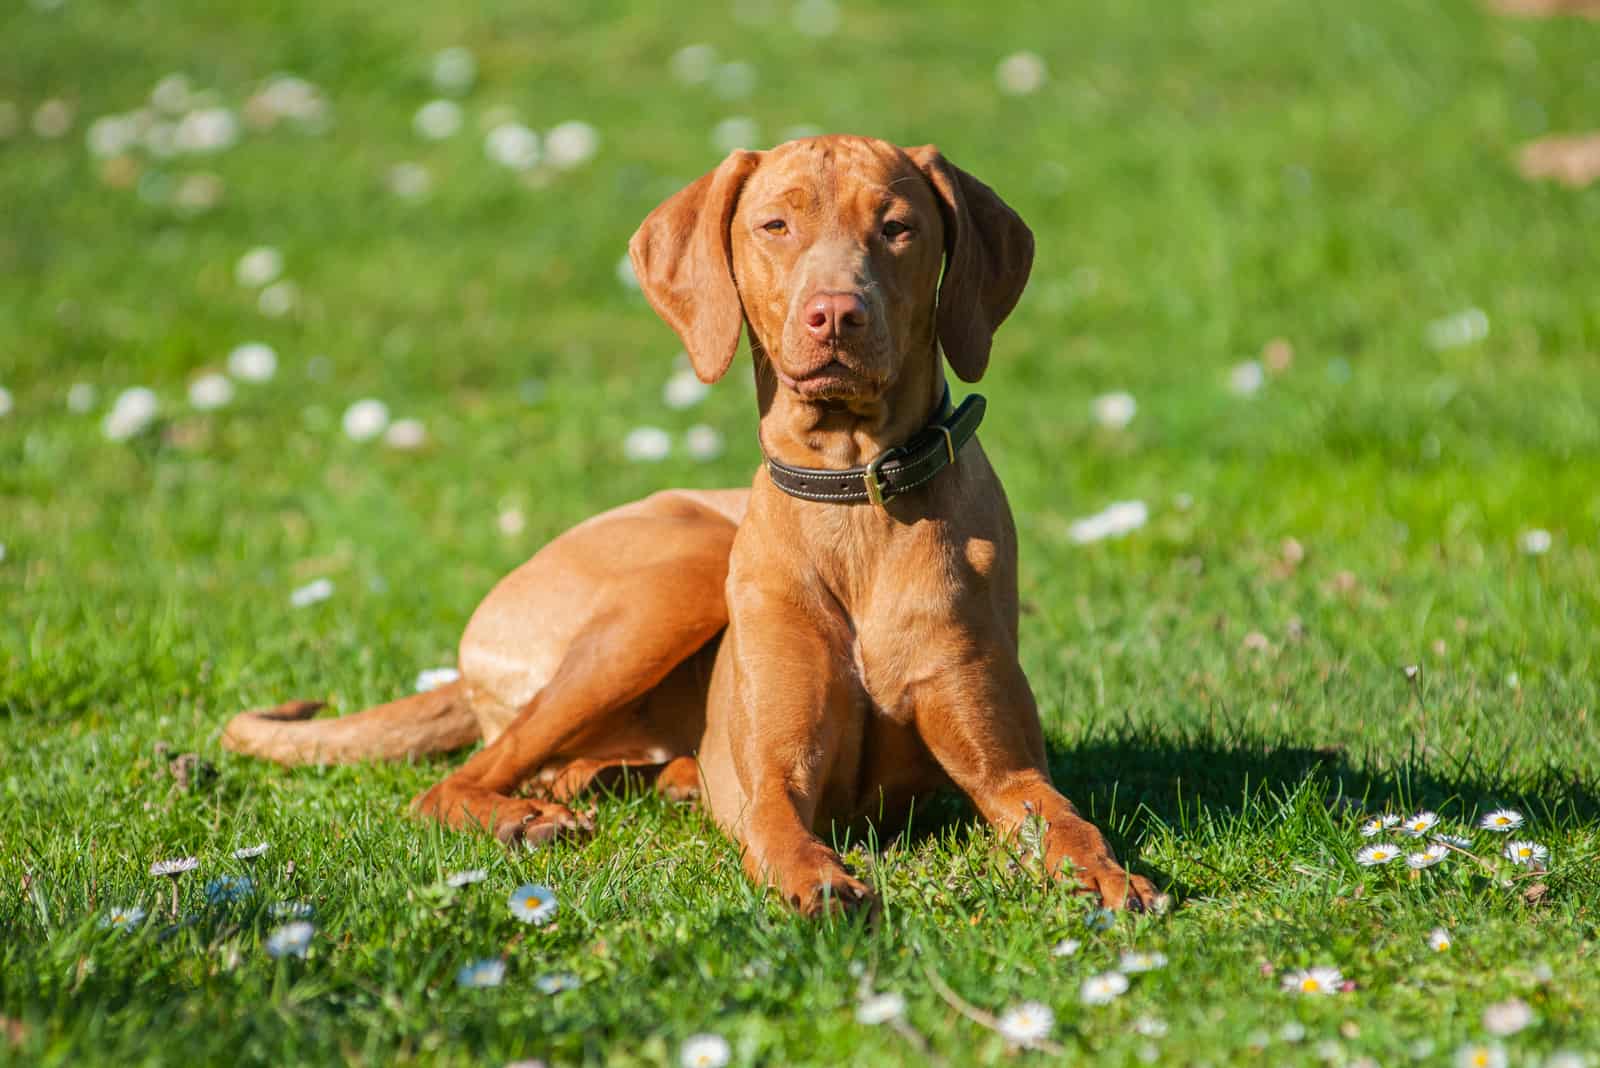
[223,135,1160,915]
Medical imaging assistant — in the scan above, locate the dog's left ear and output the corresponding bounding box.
[628,150,763,384]
[907,145,1035,383]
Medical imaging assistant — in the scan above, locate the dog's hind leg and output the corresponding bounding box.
[220,681,481,766]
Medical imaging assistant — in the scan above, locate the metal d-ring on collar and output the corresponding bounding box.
[762,385,987,507]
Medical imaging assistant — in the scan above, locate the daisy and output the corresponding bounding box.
[485,123,540,170]
[1502,840,1548,867]
[1359,814,1400,837]
[235,246,282,288]
[431,47,477,94]
[258,280,298,318]
[624,426,672,462]
[289,578,334,608]
[663,366,710,409]
[1400,811,1439,837]
[265,921,313,958]
[413,99,462,141]
[66,382,96,412]
[684,425,724,462]
[342,398,389,441]
[103,387,159,441]
[1082,908,1115,932]
[1483,997,1535,1036]
[997,1001,1055,1044]
[1428,927,1452,952]
[270,901,314,919]
[508,883,557,925]
[455,958,505,988]
[1433,833,1473,850]
[205,875,255,905]
[535,972,581,994]
[233,842,269,861]
[1407,844,1449,869]
[1081,972,1130,1005]
[679,1033,731,1068]
[1281,966,1343,995]
[671,44,718,85]
[226,342,277,382]
[1131,1016,1169,1038]
[1092,391,1137,430]
[995,51,1047,97]
[1478,809,1524,832]
[100,905,147,931]
[1545,1053,1588,1068]
[384,419,426,450]
[1119,950,1168,973]
[1455,1044,1507,1068]
[1355,842,1401,866]
[1051,938,1082,958]
[151,856,199,877]
[544,120,599,170]
[1229,360,1265,396]
[854,991,906,1025]
[444,869,487,888]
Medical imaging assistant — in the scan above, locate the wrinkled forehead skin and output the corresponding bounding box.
[734,135,945,245]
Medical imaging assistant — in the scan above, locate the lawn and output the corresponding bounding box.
[3,0,1599,1064]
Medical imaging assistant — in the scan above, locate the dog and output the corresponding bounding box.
[224,135,1161,915]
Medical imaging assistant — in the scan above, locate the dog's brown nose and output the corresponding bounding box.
[803,292,868,342]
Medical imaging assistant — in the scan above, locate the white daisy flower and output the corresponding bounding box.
[258,280,298,318]
[33,98,75,139]
[1518,529,1552,555]
[854,991,905,1025]
[174,107,239,154]
[1428,927,1451,952]
[150,856,200,877]
[1092,391,1137,429]
[684,424,723,461]
[67,382,96,412]
[264,921,314,958]
[663,365,711,409]
[173,172,225,215]
[1427,308,1489,351]
[413,99,462,141]
[508,883,557,924]
[1281,966,1342,995]
[998,1000,1056,1043]
[671,44,718,85]
[497,508,526,536]
[269,901,313,919]
[1067,501,1148,544]
[1080,971,1130,1005]
[342,398,389,441]
[679,1033,731,1068]
[1545,1052,1588,1068]
[289,578,334,607]
[485,123,540,170]
[1229,360,1265,395]
[455,958,505,988]
[1407,844,1449,869]
[1051,938,1081,957]
[415,667,460,692]
[1433,832,1473,850]
[384,418,427,450]
[226,342,277,382]
[624,426,672,462]
[1280,1021,1307,1043]
[188,372,233,411]
[544,120,599,170]
[103,386,159,441]
[1118,950,1168,973]
[444,868,487,888]
[1131,1016,1169,1038]
[791,0,841,38]
[387,162,431,200]
[0,386,12,417]
[235,246,282,288]
[1360,814,1400,837]
[712,116,760,155]
[995,51,1047,96]
[1355,842,1401,866]
[1400,811,1439,837]
[1483,997,1536,1036]
[1455,1044,1507,1068]
[1479,809,1524,832]
[431,47,477,94]
[151,73,193,114]
[100,905,147,930]
[233,842,269,860]
[535,972,581,994]
[1502,840,1548,867]
[87,113,138,158]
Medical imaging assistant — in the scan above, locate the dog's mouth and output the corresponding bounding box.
[773,359,880,399]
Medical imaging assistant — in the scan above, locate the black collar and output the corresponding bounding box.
[763,386,986,506]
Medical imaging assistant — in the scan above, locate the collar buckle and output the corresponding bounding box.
[862,448,897,509]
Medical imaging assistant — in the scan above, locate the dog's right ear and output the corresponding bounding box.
[628,151,763,384]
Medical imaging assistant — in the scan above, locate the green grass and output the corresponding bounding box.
[3,0,1600,1064]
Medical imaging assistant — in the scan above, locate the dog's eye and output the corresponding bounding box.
[762,219,789,235]
[881,220,912,240]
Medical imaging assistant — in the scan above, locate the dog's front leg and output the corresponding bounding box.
[721,588,876,918]
[912,644,1162,911]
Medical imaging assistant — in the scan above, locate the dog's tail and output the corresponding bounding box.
[220,680,481,767]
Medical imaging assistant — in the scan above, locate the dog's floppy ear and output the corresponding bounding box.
[628,150,763,384]
[907,145,1035,383]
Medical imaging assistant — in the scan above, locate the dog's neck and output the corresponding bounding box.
[752,344,946,471]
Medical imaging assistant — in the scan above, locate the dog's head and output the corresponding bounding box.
[628,136,1033,402]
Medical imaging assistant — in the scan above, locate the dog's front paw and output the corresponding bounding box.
[775,847,878,918]
[1076,864,1168,914]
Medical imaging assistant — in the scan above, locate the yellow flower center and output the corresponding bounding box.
[1471,1052,1489,1068]
[1301,978,1320,992]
